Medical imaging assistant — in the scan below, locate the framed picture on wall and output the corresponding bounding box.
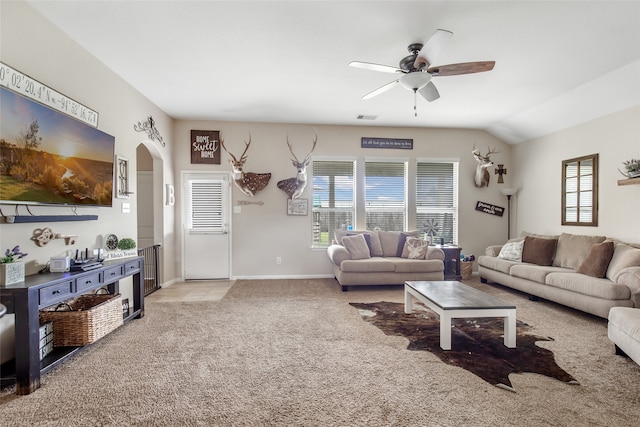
[287,199,308,216]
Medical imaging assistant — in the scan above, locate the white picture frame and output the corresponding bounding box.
[287,199,308,216]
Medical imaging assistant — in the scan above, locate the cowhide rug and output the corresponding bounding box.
[350,301,579,392]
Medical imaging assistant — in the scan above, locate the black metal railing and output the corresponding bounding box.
[138,244,161,295]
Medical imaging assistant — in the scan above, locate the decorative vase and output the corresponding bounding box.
[0,261,25,286]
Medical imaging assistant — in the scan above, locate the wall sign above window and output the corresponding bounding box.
[190,130,221,164]
[0,61,98,127]
[361,137,413,150]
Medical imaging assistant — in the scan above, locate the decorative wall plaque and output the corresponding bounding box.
[361,137,413,149]
[475,201,504,217]
[191,130,221,164]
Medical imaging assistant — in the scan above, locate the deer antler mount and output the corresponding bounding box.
[220,135,271,197]
[472,144,499,188]
[277,130,318,199]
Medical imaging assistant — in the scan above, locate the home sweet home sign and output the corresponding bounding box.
[190,130,221,164]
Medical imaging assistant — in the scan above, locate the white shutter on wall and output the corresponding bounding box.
[188,179,225,233]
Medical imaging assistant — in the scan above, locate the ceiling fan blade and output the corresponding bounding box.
[418,81,440,102]
[428,61,495,76]
[349,61,403,74]
[414,29,453,69]
[362,79,399,99]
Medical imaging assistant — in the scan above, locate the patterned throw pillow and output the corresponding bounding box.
[401,237,429,260]
[497,240,524,262]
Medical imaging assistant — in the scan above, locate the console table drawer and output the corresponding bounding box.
[103,265,124,283]
[39,281,73,307]
[125,259,141,273]
[76,273,102,294]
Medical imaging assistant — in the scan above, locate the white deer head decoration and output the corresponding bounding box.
[277,130,318,199]
[220,135,271,197]
[472,145,499,188]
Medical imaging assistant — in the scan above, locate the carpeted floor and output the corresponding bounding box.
[1,276,639,426]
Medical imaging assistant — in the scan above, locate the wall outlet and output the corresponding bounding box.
[276,257,282,264]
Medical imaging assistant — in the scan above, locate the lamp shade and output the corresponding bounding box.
[501,188,518,196]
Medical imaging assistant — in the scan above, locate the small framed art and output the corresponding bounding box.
[287,199,308,216]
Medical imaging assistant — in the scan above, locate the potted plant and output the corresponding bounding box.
[0,245,28,286]
[620,158,640,178]
[117,238,136,250]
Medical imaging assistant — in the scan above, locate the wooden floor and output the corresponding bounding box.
[146,280,235,302]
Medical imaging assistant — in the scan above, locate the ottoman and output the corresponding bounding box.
[608,307,640,366]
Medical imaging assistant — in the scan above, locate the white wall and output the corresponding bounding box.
[173,120,512,278]
[512,106,640,242]
[0,1,177,362]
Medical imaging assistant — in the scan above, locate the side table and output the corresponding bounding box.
[438,245,462,281]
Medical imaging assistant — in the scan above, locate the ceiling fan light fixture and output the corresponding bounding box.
[399,72,431,91]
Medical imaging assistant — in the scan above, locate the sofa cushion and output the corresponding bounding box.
[553,233,606,269]
[393,258,443,273]
[340,257,396,273]
[335,230,383,256]
[342,234,371,260]
[607,243,640,282]
[497,240,524,262]
[478,255,519,274]
[510,264,568,283]
[545,272,631,300]
[522,236,558,266]
[576,241,615,278]
[401,237,429,259]
[378,230,419,257]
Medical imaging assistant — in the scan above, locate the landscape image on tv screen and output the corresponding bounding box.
[0,86,114,207]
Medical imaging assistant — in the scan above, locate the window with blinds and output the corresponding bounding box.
[365,160,407,231]
[416,161,459,244]
[188,179,225,233]
[311,160,355,247]
[562,154,598,226]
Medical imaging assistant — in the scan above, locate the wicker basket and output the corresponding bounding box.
[39,293,123,347]
[461,261,474,280]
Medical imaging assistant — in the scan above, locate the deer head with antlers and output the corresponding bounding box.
[472,145,499,188]
[277,130,318,199]
[220,134,271,197]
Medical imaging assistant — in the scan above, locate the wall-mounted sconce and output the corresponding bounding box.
[134,115,165,146]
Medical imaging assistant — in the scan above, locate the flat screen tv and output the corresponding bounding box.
[0,86,115,207]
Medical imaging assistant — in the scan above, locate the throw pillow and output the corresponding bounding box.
[576,241,615,278]
[606,243,640,282]
[342,234,371,260]
[553,233,606,269]
[347,233,372,256]
[497,240,524,262]
[522,236,558,266]
[401,237,429,259]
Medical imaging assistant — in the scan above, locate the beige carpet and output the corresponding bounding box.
[1,277,639,426]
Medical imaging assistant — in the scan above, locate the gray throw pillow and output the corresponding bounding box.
[342,234,371,260]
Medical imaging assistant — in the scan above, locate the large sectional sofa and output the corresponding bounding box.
[327,230,445,291]
[478,232,640,319]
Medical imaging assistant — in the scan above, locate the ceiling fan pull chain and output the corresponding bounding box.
[414,89,418,117]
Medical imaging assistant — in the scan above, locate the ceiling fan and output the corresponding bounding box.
[349,29,495,115]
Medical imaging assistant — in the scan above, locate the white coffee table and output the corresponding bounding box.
[404,281,517,350]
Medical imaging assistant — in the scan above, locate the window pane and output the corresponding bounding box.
[565,192,577,207]
[416,161,459,245]
[311,160,355,247]
[579,191,592,207]
[565,207,577,222]
[365,161,406,230]
[566,177,578,192]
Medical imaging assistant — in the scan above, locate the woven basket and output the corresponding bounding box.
[461,261,474,280]
[39,293,123,347]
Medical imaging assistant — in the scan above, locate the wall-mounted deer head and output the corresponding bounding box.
[472,145,499,188]
[220,134,271,197]
[277,130,318,199]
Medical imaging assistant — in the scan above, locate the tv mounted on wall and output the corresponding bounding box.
[0,86,115,207]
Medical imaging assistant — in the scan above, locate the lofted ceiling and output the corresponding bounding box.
[24,0,640,144]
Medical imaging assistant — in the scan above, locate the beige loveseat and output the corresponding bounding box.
[327,230,445,291]
[478,232,640,319]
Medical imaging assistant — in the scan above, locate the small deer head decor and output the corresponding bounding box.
[277,130,318,199]
[220,134,271,197]
[472,145,499,188]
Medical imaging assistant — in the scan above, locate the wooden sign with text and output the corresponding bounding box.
[361,137,413,149]
[190,130,221,164]
[475,201,504,217]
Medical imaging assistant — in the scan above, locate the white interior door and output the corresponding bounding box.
[182,172,230,280]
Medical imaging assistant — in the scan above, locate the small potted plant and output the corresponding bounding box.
[620,158,640,178]
[117,238,136,250]
[0,245,28,286]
